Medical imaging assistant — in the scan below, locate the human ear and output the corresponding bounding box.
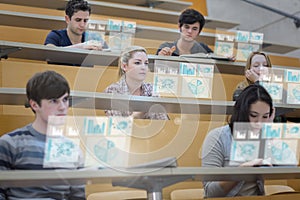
[178,23,182,32]
[121,63,128,73]
[29,99,40,112]
[65,15,71,24]
[269,107,275,122]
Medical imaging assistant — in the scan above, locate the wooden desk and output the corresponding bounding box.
[4,39,295,76]
[0,40,120,66]
[1,10,296,54]
[1,167,300,200]
[0,9,236,43]
[0,87,233,114]
[0,40,247,74]
[0,87,296,116]
[0,1,238,29]
[1,0,192,12]
[91,0,192,11]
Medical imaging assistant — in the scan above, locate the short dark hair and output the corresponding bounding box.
[26,71,70,107]
[65,0,91,19]
[229,84,273,132]
[178,8,206,33]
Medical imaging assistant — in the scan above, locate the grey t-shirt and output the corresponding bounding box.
[156,40,213,56]
[201,125,264,198]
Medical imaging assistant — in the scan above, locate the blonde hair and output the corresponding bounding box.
[118,46,147,77]
[245,51,272,85]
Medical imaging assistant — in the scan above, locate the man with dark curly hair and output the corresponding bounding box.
[45,0,107,50]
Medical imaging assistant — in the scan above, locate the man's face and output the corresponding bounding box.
[66,10,90,36]
[32,93,69,124]
[179,22,201,42]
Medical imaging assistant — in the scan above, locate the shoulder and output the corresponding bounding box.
[233,80,248,100]
[47,29,66,37]
[45,29,69,45]
[104,83,119,92]
[0,125,31,145]
[234,80,249,92]
[158,42,175,48]
[5,125,31,137]
[104,79,124,93]
[196,42,214,53]
[205,125,231,143]
[201,125,231,157]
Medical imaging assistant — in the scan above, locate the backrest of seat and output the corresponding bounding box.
[170,188,204,200]
[264,185,295,195]
[87,190,147,200]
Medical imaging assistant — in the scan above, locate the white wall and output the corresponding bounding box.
[206,0,300,59]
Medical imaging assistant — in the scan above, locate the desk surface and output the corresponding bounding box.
[0,0,191,12]
[0,87,297,116]
[0,40,247,74]
[0,3,238,29]
[1,167,300,187]
[1,10,297,54]
[0,87,233,115]
[1,40,297,76]
[0,40,120,66]
[90,0,192,11]
[0,9,237,41]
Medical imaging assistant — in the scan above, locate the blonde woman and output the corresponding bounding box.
[104,46,169,120]
[233,52,272,100]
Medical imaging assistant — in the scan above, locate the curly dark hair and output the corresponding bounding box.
[65,0,91,19]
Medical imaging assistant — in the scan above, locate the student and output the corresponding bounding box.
[104,46,169,120]
[156,8,213,56]
[44,0,108,50]
[0,71,85,199]
[201,84,275,198]
[233,51,272,100]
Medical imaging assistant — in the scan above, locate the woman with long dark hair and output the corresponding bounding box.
[202,84,275,198]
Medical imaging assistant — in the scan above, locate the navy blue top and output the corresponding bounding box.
[44,29,108,49]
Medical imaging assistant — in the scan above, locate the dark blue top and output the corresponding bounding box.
[44,29,108,49]
[44,29,83,46]
[44,29,109,66]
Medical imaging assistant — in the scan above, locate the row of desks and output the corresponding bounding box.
[0,87,297,116]
[1,167,300,200]
[1,40,298,75]
[0,40,246,74]
[0,9,234,39]
[1,10,297,54]
[2,167,300,187]
[0,40,299,117]
[0,0,237,27]
[0,0,192,13]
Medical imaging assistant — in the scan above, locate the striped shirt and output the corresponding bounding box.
[0,124,85,200]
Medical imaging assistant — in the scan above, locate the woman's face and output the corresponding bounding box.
[123,51,149,82]
[250,54,269,77]
[249,100,271,131]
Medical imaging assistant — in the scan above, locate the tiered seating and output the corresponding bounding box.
[0,1,300,199]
